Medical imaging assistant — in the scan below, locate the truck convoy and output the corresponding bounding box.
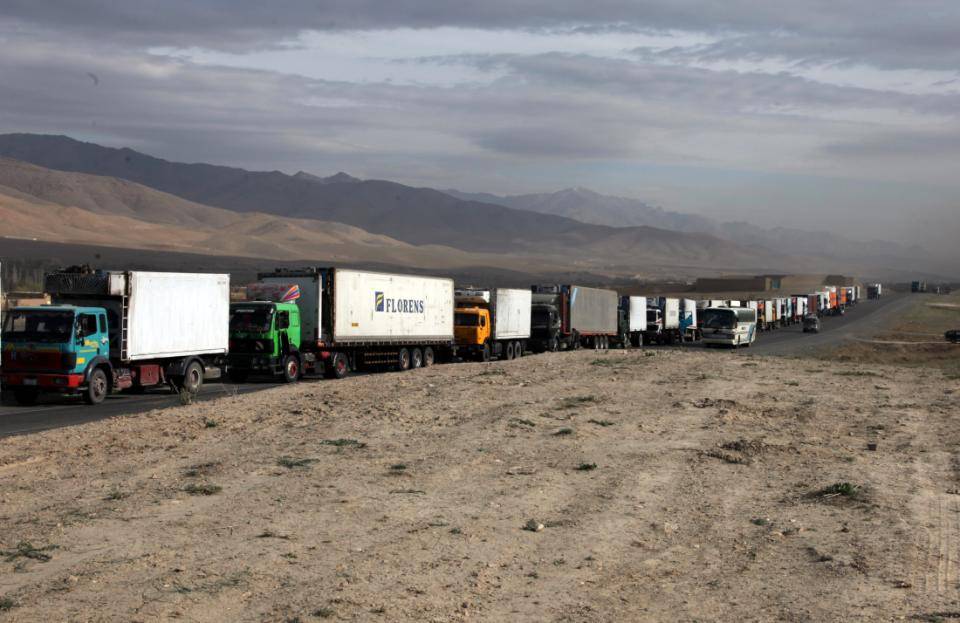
[0,263,882,404]
[454,288,531,361]
[251,267,454,379]
[529,285,618,351]
[1,269,229,405]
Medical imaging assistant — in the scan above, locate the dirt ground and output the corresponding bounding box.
[1,347,960,622]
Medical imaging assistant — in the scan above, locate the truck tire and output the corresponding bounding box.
[12,388,39,406]
[480,344,491,362]
[180,361,204,394]
[505,341,515,360]
[514,341,523,357]
[325,352,349,379]
[549,337,559,352]
[422,346,435,367]
[398,348,411,371]
[282,354,301,383]
[83,367,109,405]
[411,348,423,369]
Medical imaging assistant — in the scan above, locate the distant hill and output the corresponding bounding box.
[0,134,794,275]
[447,186,954,276]
[447,187,716,233]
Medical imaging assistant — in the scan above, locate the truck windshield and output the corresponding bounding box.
[646,309,659,322]
[2,310,75,343]
[702,309,737,329]
[230,306,274,333]
[531,308,552,329]
[454,312,481,327]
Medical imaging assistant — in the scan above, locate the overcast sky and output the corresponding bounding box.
[1,2,958,250]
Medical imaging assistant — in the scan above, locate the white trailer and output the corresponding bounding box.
[260,267,454,378]
[3,269,229,405]
[454,287,531,361]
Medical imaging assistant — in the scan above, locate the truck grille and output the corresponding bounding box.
[2,350,65,371]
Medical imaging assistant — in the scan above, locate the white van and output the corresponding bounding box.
[701,307,758,348]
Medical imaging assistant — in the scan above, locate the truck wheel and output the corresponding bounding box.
[411,348,423,369]
[12,388,39,406]
[422,347,435,367]
[398,348,411,371]
[480,344,491,362]
[505,341,515,360]
[228,369,249,383]
[282,354,301,383]
[549,337,559,352]
[83,368,109,405]
[514,341,523,357]
[325,352,349,379]
[180,361,204,394]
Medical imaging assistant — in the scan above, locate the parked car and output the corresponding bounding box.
[946,330,960,344]
[802,314,821,333]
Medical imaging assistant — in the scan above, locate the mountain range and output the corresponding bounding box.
[0,133,951,280]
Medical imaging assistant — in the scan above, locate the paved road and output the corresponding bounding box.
[0,294,911,437]
[0,380,277,437]
[748,293,912,356]
[641,293,911,356]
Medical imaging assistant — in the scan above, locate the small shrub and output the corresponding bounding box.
[104,489,125,501]
[558,395,600,409]
[2,541,57,563]
[178,388,194,406]
[553,427,574,436]
[588,419,614,427]
[576,463,598,471]
[313,607,335,618]
[204,419,218,428]
[389,464,407,471]
[183,483,222,496]
[277,456,316,469]
[0,597,14,611]
[320,439,366,449]
[813,482,863,500]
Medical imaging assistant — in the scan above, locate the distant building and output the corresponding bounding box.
[693,274,857,294]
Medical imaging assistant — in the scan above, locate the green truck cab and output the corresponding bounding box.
[227,300,302,383]
[1,305,112,405]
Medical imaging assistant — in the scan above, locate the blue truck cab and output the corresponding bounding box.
[1,305,112,405]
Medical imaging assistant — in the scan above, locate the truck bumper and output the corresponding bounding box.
[1,372,84,390]
[227,355,282,374]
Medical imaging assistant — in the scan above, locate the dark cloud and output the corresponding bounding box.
[2,1,959,71]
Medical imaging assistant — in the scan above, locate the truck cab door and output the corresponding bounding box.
[75,313,104,371]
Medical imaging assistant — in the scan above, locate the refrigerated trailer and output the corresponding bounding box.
[530,284,618,351]
[454,288,531,361]
[1,269,229,405]
[257,267,454,378]
[613,296,646,348]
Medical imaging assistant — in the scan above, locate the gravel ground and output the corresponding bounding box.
[1,348,959,622]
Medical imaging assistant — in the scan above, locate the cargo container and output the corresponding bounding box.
[681,298,700,341]
[727,300,741,308]
[764,299,776,329]
[867,283,882,299]
[257,267,454,378]
[614,296,646,348]
[643,297,684,345]
[530,285,618,351]
[1,268,229,405]
[912,281,927,293]
[454,288,531,361]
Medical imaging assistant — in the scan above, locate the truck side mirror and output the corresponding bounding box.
[277,311,290,330]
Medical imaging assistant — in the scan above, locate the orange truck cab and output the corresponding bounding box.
[454,288,531,362]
